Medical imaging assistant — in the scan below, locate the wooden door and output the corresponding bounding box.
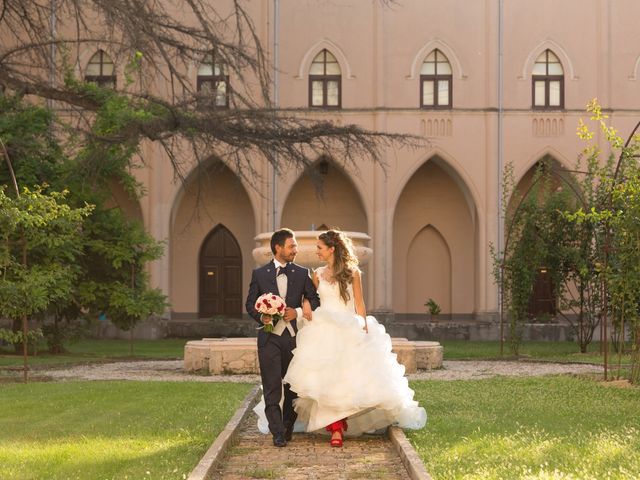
[199,225,242,317]
[528,267,556,318]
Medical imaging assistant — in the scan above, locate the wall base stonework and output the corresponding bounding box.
[184,337,443,374]
[91,317,169,340]
[76,313,602,343]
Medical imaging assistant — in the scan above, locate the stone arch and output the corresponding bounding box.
[392,156,477,315]
[392,149,482,225]
[296,39,355,79]
[629,54,640,81]
[507,153,582,224]
[520,39,577,81]
[514,146,573,190]
[169,160,255,317]
[408,38,466,80]
[169,156,262,240]
[280,157,368,233]
[105,179,144,225]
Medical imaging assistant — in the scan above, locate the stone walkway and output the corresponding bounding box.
[37,359,603,382]
[212,409,410,480]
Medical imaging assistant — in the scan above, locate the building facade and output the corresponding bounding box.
[97,0,640,323]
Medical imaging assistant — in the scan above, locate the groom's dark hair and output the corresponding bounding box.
[271,228,295,254]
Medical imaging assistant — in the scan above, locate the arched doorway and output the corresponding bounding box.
[407,225,452,313]
[393,157,476,315]
[508,156,570,318]
[170,161,255,318]
[198,225,243,317]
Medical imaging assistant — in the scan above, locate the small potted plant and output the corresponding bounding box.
[424,298,441,319]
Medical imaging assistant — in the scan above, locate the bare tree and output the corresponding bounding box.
[0,0,417,183]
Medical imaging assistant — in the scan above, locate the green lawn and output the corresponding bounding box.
[0,381,252,480]
[0,338,193,368]
[409,376,640,480]
[441,340,632,365]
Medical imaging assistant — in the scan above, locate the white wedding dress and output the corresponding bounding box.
[255,267,427,436]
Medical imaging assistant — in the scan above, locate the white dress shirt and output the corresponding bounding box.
[269,259,303,337]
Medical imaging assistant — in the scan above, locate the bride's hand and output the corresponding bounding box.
[302,299,312,321]
[363,321,368,334]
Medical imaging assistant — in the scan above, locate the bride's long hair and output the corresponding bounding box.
[318,230,359,303]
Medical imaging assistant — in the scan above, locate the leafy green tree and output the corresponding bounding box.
[566,101,640,381]
[607,176,640,382]
[0,186,92,366]
[493,161,578,355]
[1,94,166,356]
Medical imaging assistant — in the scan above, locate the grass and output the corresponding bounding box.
[408,376,640,480]
[0,338,193,369]
[442,340,632,365]
[244,467,279,478]
[0,381,253,480]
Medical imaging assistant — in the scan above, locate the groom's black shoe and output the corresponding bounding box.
[272,433,287,447]
[285,425,294,442]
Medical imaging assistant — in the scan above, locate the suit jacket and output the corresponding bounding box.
[245,261,320,347]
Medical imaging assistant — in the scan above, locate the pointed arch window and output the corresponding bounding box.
[309,49,341,108]
[532,50,564,109]
[85,50,116,88]
[420,49,452,109]
[197,53,229,108]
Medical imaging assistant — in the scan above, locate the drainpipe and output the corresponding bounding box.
[497,0,504,333]
[49,0,56,110]
[272,0,279,231]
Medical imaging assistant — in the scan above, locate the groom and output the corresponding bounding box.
[245,228,320,447]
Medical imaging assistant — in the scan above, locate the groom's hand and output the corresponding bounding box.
[283,307,297,321]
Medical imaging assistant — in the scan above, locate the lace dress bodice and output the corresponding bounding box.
[316,266,355,314]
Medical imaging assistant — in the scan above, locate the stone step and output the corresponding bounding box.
[184,337,443,375]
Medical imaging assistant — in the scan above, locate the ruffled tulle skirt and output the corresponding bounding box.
[278,307,427,436]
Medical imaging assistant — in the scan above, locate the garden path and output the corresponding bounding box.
[39,359,602,382]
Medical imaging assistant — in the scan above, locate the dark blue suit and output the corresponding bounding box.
[245,261,320,437]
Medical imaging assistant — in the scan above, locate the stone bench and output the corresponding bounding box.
[184,337,443,375]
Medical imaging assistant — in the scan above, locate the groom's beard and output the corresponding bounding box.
[279,252,296,263]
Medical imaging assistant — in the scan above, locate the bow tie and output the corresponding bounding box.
[276,264,288,276]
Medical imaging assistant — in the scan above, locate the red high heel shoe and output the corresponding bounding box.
[327,419,348,447]
[330,430,343,447]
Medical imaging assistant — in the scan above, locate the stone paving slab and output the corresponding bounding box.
[212,409,411,480]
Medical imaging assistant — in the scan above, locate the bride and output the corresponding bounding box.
[282,229,427,447]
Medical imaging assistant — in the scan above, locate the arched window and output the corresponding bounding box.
[197,53,229,108]
[309,49,341,108]
[85,50,116,88]
[420,49,452,109]
[532,50,564,109]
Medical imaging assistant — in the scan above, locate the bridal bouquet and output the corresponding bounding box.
[255,293,286,333]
